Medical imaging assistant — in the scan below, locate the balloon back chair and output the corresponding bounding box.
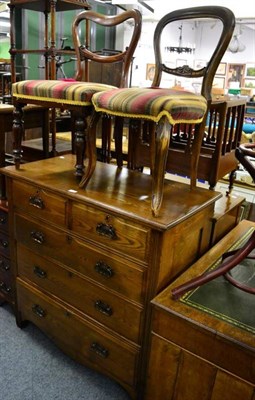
[87,6,235,217]
[11,8,142,177]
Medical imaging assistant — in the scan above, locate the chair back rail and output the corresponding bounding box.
[72,9,142,87]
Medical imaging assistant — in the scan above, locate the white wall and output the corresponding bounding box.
[121,15,255,91]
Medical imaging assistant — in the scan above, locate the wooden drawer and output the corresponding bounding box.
[0,231,10,258]
[12,180,67,227]
[72,203,150,263]
[0,209,8,234]
[15,214,145,304]
[17,244,143,343]
[16,279,140,389]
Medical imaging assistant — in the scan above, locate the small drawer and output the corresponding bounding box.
[0,231,10,258]
[17,279,139,388]
[0,209,8,233]
[17,244,143,343]
[15,215,146,304]
[12,180,67,227]
[72,203,150,263]
[0,264,13,300]
[0,254,11,275]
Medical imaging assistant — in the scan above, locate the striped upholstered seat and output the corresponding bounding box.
[92,87,207,125]
[12,80,116,107]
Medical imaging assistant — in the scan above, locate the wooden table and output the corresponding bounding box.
[0,104,49,199]
[146,219,255,400]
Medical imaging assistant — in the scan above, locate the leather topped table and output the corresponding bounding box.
[146,219,255,400]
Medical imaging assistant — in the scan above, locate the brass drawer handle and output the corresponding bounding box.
[32,304,46,318]
[94,300,113,317]
[0,239,9,249]
[29,195,45,210]
[94,261,114,279]
[30,231,45,245]
[96,223,117,240]
[90,342,109,358]
[0,259,10,271]
[0,281,11,294]
[33,265,47,279]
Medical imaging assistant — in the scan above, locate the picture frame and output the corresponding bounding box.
[246,63,255,78]
[227,63,245,88]
[244,79,255,89]
[146,63,155,81]
[176,59,187,68]
[216,62,227,76]
[213,76,225,89]
[193,59,207,69]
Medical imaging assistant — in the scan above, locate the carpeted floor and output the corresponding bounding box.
[0,304,130,400]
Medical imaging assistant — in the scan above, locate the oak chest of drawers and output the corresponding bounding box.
[146,219,255,400]
[2,154,221,399]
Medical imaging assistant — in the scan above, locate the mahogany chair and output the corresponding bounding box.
[84,6,235,216]
[11,9,142,177]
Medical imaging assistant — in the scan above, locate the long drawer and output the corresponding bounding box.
[17,244,143,343]
[15,214,146,304]
[16,279,140,389]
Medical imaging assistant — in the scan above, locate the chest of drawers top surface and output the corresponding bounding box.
[2,154,221,230]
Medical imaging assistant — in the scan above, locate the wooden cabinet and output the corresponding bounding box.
[2,154,220,399]
[146,219,255,400]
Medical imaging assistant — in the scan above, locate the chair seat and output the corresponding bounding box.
[12,80,117,106]
[92,87,207,125]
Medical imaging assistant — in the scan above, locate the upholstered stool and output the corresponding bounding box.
[85,87,208,216]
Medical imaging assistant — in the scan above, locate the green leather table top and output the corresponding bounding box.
[181,228,255,334]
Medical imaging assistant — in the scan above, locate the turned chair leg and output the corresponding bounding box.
[12,103,25,169]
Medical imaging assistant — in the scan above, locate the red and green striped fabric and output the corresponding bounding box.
[12,80,117,106]
[92,87,207,125]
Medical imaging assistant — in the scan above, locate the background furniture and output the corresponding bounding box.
[146,219,255,400]
[128,99,246,193]
[2,153,220,399]
[9,0,91,83]
[91,6,235,216]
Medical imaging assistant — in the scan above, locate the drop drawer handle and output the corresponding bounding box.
[30,231,45,244]
[29,195,45,209]
[90,342,109,358]
[0,259,10,271]
[0,216,7,225]
[0,239,9,249]
[94,300,113,316]
[0,281,11,294]
[94,261,114,279]
[96,223,117,240]
[32,304,46,318]
[33,266,47,279]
